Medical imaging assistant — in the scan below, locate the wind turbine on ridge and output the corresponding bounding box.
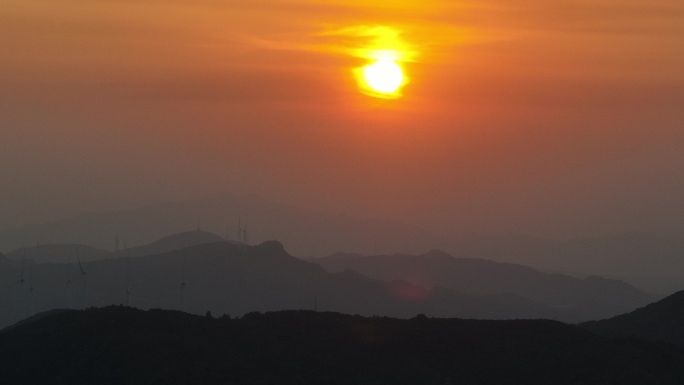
[125,241,132,307]
[65,260,72,309]
[76,248,87,309]
[28,240,40,316]
[28,261,35,316]
[6,247,28,322]
[180,256,188,312]
[10,247,27,289]
[236,216,249,246]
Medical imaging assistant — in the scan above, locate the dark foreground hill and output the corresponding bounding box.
[2,307,684,385]
[582,290,684,348]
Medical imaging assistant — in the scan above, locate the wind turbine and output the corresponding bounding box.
[6,248,28,322]
[28,261,35,316]
[10,248,27,289]
[65,262,72,309]
[125,242,132,307]
[28,241,40,316]
[237,216,243,243]
[180,256,188,312]
[76,249,87,309]
[242,221,249,246]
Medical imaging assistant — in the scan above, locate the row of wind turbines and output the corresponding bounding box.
[4,239,176,322]
[1,239,143,324]
[5,218,252,322]
[7,241,89,318]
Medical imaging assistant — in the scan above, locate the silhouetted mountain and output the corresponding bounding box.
[3,308,69,332]
[2,306,684,385]
[311,250,654,321]
[582,290,684,348]
[6,243,111,263]
[0,241,573,329]
[124,230,227,257]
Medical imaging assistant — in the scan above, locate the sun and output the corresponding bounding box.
[361,59,405,97]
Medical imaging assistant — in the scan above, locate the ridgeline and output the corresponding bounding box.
[2,306,684,384]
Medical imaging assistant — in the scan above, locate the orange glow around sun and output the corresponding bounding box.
[317,26,415,99]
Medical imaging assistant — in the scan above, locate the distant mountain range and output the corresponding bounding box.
[449,233,684,294]
[124,230,228,258]
[3,306,684,385]
[6,243,111,264]
[1,193,683,294]
[582,290,684,348]
[1,230,659,326]
[310,250,654,321]
[5,230,227,263]
[0,237,579,329]
[0,193,442,258]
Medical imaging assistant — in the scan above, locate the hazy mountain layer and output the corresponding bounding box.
[6,243,111,264]
[0,193,443,258]
[312,250,654,321]
[5,230,226,264]
[2,194,684,294]
[123,230,227,257]
[450,233,684,294]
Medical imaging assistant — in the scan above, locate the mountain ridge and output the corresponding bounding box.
[311,249,654,321]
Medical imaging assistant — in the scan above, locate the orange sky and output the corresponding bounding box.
[1,0,683,239]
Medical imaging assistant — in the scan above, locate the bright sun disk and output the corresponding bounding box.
[362,59,404,95]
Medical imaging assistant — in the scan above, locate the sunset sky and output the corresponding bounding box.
[1,0,683,239]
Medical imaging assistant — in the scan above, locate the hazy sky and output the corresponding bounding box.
[1,0,683,239]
